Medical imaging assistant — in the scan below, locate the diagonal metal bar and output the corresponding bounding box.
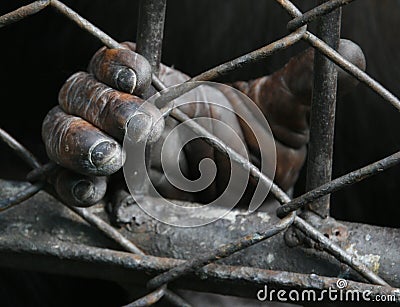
[0,0,50,28]
[49,0,122,49]
[287,0,355,31]
[0,181,45,212]
[122,285,166,307]
[190,26,306,82]
[304,31,400,110]
[0,128,45,211]
[276,0,400,111]
[57,198,192,306]
[293,217,389,286]
[152,25,307,108]
[69,206,145,256]
[0,128,41,169]
[146,212,295,290]
[169,107,290,204]
[277,149,400,218]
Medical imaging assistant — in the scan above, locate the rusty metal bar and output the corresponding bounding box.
[276,0,400,111]
[0,229,398,299]
[191,26,306,82]
[70,204,191,307]
[123,285,166,307]
[0,128,45,211]
[304,31,400,110]
[305,1,342,218]
[0,128,41,169]
[293,218,389,286]
[146,212,295,290]
[169,107,290,204]
[162,292,192,307]
[152,25,306,108]
[4,1,399,115]
[26,162,57,182]
[49,0,122,49]
[0,0,50,28]
[287,0,354,31]
[69,206,145,256]
[136,0,167,76]
[134,0,168,205]
[277,149,400,218]
[0,181,44,211]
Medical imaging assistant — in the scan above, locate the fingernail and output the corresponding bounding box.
[72,180,95,202]
[126,112,153,143]
[91,141,118,168]
[116,67,137,94]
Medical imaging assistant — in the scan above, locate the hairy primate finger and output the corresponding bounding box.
[88,43,152,95]
[48,168,107,207]
[42,106,124,176]
[58,72,164,144]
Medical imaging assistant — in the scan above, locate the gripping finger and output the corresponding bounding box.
[49,168,107,207]
[59,72,164,144]
[42,106,124,176]
[88,44,152,95]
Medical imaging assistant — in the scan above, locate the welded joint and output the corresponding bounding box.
[285,212,348,248]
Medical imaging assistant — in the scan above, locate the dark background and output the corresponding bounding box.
[0,0,399,305]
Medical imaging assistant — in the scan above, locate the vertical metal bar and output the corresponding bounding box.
[305,1,342,218]
[134,0,167,196]
[136,0,167,76]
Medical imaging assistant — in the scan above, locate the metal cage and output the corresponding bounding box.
[0,0,399,305]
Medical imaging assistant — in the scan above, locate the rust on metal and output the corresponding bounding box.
[305,0,342,218]
[287,0,355,31]
[277,149,400,218]
[0,0,50,28]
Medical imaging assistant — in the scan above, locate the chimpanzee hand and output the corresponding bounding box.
[41,40,365,208]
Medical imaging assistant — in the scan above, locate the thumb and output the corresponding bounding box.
[283,38,366,100]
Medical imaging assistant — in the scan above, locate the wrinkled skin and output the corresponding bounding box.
[42,40,365,207]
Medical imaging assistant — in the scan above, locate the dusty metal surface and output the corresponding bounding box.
[136,0,166,76]
[287,0,354,31]
[0,0,50,28]
[305,0,341,218]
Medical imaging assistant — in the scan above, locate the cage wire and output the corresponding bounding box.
[0,0,400,306]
